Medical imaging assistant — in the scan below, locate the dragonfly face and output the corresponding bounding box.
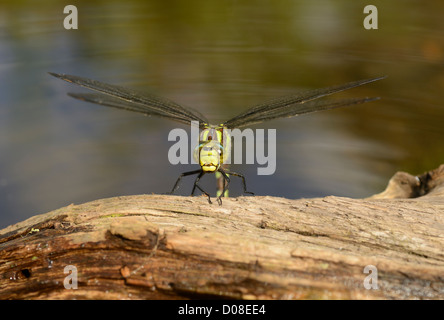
[194,125,232,173]
[197,140,221,172]
[49,72,385,205]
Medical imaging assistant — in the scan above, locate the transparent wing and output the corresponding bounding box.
[222,76,385,129]
[49,72,208,126]
[67,93,199,126]
[232,97,380,128]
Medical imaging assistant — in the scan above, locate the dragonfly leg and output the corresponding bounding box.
[169,169,202,194]
[216,168,232,205]
[224,170,254,196]
[191,171,212,204]
[215,171,229,198]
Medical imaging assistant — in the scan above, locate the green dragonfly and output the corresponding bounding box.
[49,72,385,205]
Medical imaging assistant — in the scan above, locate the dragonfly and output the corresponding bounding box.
[49,72,385,205]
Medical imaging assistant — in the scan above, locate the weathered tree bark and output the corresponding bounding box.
[1,165,443,300]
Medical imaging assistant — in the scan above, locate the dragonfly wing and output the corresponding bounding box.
[68,93,197,126]
[49,72,208,125]
[222,76,385,128]
[233,97,379,128]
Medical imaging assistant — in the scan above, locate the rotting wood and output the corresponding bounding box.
[0,165,443,299]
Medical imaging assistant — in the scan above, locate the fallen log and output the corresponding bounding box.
[1,165,443,299]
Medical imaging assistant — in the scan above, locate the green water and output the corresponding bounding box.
[1,0,443,227]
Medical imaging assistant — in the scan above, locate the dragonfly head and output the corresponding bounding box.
[193,125,231,172]
[198,141,221,172]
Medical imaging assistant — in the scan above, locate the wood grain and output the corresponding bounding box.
[1,165,443,299]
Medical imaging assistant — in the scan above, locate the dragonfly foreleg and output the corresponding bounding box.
[191,171,212,204]
[224,170,254,196]
[169,169,202,194]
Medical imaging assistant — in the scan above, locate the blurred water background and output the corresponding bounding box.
[1,0,444,228]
